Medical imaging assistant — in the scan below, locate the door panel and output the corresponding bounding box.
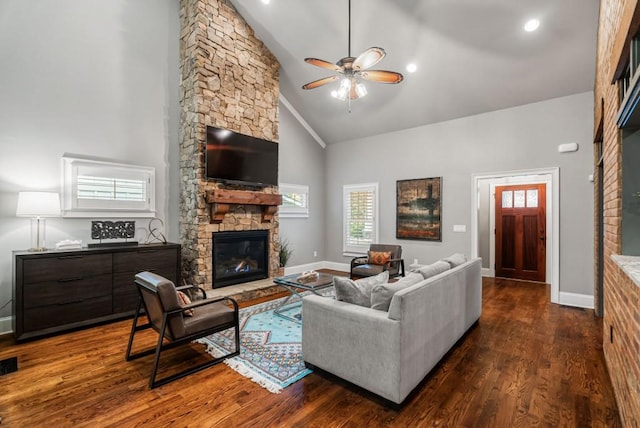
[522,215,538,271]
[501,215,516,269]
[495,184,546,282]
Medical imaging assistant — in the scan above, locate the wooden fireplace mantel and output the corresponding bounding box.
[205,189,282,223]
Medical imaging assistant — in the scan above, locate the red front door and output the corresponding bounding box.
[495,184,546,282]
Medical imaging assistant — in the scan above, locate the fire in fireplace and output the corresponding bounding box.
[212,230,268,288]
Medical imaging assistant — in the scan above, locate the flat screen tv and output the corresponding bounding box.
[205,126,278,187]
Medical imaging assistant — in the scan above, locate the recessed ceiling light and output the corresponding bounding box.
[261,0,270,4]
[406,63,417,73]
[524,18,540,32]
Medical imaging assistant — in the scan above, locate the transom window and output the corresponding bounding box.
[501,189,538,208]
[62,155,156,218]
[279,183,309,218]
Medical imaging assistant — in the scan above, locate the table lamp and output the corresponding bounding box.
[16,191,61,251]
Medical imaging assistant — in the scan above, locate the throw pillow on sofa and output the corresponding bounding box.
[370,272,424,312]
[334,270,389,308]
[441,253,467,268]
[414,260,450,279]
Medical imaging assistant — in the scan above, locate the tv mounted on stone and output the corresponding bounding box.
[205,126,278,187]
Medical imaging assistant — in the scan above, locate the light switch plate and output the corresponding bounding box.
[453,224,466,233]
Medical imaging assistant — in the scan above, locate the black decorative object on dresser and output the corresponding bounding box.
[89,220,137,247]
[13,243,180,341]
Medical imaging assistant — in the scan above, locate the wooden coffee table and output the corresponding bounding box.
[272,273,334,323]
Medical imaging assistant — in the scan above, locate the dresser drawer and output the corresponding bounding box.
[22,254,112,284]
[113,248,178,273]
[23,274,112,309]
[112,268,178,314]
[23,295,113,332]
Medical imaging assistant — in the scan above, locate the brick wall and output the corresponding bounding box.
[595,0,640,424]
[179,0,280,289]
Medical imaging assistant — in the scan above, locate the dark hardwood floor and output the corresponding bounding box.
[0,277,620,427]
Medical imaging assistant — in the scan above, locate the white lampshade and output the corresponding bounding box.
[16,192,61,218]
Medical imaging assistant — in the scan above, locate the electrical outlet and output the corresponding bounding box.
[313,251,317,257]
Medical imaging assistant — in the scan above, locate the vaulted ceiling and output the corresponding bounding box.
[229,0,599,144]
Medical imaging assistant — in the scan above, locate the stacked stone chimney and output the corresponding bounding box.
[179,0,280,289]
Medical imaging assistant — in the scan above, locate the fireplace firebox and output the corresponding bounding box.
[212,230,268,288]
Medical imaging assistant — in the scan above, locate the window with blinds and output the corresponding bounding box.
[62,155,156,217]
[279,183,309,218]
[77,176,147,202]
[343,183,378,254]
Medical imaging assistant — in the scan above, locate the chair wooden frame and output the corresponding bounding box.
[125,279,240,389]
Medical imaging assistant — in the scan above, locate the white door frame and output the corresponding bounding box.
[471,167,560,304]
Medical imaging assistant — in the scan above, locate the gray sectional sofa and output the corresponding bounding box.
[301,257,482,405]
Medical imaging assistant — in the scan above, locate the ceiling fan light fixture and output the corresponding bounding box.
[301,0,402,106]
[333,79,351,100]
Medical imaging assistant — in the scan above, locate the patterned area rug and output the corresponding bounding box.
[198,289,333,393]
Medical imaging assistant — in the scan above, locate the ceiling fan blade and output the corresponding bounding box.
[360,70,404,84]
[304,58,342,72]
[353,47,386,71]
[302,75,340,90]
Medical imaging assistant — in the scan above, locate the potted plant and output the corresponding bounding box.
[278,238,292,276]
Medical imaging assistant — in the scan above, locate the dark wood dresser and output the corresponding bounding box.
[13,243,181,341]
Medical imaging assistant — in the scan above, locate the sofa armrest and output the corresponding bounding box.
[302,295,403,403]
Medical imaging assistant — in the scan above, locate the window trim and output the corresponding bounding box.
[343,182,379,255]
[61,155,156,218]
[279,183,309,218]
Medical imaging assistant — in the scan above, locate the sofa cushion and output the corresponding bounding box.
[370,272,424,312]
[414,260,450,279]
[441,253,467,268]
[334,270,389,307]
[368,250,392,265]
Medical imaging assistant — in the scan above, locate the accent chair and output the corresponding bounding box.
[125,271,240,388]
[350,244,405,279]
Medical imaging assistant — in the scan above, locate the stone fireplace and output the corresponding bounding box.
[179,0,280,290]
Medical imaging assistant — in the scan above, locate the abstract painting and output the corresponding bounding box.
[396,177,442,241]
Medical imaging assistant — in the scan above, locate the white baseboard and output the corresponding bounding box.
[481,268,493,277]
[286,261,350,275]
[559,291,594,309]
[0,316,12,335]
[285,261,325,275]
[322,261,350,272]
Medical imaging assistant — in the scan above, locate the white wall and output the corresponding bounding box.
[0,1,180,329]
[278,101,326,267]
[325,92,595,296]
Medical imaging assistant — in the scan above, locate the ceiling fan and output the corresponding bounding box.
[301,0,404,102]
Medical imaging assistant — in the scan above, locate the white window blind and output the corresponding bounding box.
[62,155,156,218]
[279,183,309,218]
[343,183,378,254]
[77,176,147,202]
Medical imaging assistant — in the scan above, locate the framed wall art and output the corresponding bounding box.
[396,177,442,241]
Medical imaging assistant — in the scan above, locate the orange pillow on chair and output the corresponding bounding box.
[368,251,392,265]
[177,290,195,317]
